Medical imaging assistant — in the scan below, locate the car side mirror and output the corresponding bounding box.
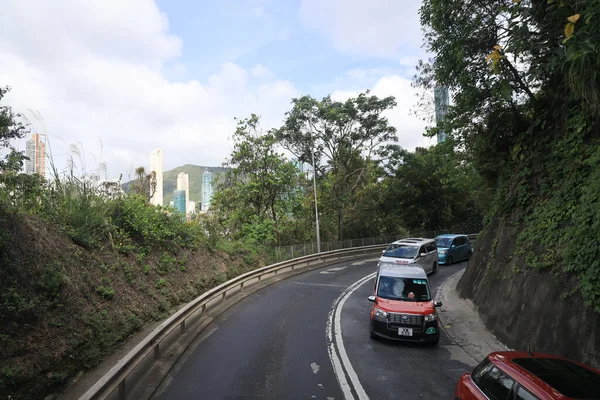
[381,250,385,255]
[368,296,376,303]
[434,301,442,307]
[451,244,456,248]
[420,252,427,258]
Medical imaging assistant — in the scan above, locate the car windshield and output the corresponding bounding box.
[376,276,431,302]
[435,237,452,248]
[383,244,418,259]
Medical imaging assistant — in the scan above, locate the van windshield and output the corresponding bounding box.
[377,276,431,302]
[382,244,418,259]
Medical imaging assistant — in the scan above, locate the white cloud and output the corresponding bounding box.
[299,0,424,58]
[0,0,299,180]
[331,74,432,151]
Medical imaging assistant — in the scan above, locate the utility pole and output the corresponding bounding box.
[310,137,321,253]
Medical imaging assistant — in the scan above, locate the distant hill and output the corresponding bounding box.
[122,164,229,206]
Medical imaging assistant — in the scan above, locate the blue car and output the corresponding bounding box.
[434,234,472,265]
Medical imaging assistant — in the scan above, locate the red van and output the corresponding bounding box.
[455,351,600,400]
[368,265,442,345]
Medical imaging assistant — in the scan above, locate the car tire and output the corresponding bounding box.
[432,262,438,274]
[467,251,472,261]
[447,256,453,266]
[369,326,377,340]
[430,334,440,346]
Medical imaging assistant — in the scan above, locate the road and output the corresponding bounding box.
[152,257,474,400]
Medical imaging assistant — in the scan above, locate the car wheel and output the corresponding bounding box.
[432,262,438,274]
[467,251,472,261]
[447,256,453,266]
[369,326,377,340]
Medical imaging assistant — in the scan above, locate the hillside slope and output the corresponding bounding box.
[0,206,263,399]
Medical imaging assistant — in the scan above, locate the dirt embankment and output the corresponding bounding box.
[0,208,264,399]
[457,217,600,368]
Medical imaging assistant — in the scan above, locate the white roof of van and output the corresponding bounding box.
[391,237,434,246]
[379,265,428,279]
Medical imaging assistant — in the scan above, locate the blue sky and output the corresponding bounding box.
[1,0,432,179]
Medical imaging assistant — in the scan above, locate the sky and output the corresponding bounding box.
[0,0,434,180]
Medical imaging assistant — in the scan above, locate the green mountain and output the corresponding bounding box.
[123,164,229,206]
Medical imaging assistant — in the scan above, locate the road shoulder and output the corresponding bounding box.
[436,269,510,365]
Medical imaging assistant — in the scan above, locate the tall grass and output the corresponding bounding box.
[1,140,204,251]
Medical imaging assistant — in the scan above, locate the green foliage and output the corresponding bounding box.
[155,278,166,289]
[38,263,64,306]
[275,92,399,240]
[380,140,484,233]
[96,278,115,299]
[210,115,305,246]
[0,86,28,172]
[419,0,600,311]
[0,287,35,322]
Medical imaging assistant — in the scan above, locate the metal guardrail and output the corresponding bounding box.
[80,244,387,400]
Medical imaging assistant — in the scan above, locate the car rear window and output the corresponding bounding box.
[512,357,600,398]
[383,244,418,259]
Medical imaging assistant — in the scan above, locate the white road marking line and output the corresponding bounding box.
[311,362,320,374]
[291,281,348,288]
[327,272,376,400]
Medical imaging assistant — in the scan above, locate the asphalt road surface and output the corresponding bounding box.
[153,257,473,400]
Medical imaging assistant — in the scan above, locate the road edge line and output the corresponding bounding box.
[327,272,376,400]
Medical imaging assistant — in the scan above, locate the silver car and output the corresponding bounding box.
[378,238,439,275]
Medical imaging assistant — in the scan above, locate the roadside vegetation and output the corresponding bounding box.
[416,0,600,313]
[0,73,485,397]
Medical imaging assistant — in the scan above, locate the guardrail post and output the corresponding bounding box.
[201,303,206,315]
[222,291,227,300]
[240,281,244,291]
[119,379,126,400]
[258,275,262,282]
[154,345,159,360]
[180,320,185,334]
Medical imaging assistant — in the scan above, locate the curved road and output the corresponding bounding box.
[153,258,474,399]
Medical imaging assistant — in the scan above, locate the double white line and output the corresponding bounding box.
[326,272,376,400]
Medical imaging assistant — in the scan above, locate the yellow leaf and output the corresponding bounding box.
[565,22,575,38]
[567,14,581,23]
[493,45,502,50]
[513,0,520,3]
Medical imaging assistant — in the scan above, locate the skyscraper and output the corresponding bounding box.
[434,85,450,144]
[149,148,164,206]
[176,172,190,205]
[173,189,186,216]
[202,170,213,211]
[24,133,46,177]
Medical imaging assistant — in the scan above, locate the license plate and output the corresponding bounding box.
[398,327,413,336]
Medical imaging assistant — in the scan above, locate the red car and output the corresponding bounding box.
[455,351,600,400]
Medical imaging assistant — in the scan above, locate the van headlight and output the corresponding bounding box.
[374,307,388,319]
[424,313,436,322]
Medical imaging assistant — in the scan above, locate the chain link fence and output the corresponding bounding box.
[274,229,478,263]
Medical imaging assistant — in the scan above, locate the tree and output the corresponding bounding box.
[275,91,398,240]
[211,115,305,246]
[417,0,600,312]
[381,140,484,233]
[0,86,28,172]
[131,167,157,202]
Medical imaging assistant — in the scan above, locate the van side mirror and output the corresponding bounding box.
[420,252,427,258]
[434,301,442,307]
[451,244,456,248]
[368,296,376,303]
